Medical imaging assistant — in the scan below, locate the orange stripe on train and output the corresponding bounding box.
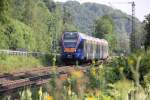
[64,48,76,52]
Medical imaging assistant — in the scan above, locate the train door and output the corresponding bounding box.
[83,40,86,59]
[86,40,89,60]
[103,45,106,59]
[100,41,103,59]
[96,43,99,59]
[98,43,100,59]
[92,41,95,59]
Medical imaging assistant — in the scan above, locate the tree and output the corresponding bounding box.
[0,0,77,52]
[23,0,35,26]
[144,14,150,51]
[62,6,77,32]
[11,0,26,21]
[94,15,120,54]
[0,0,10,22]
[43,0,56,12]
[94,15,114,39]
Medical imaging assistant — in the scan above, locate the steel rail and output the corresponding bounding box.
[0,64,91,94]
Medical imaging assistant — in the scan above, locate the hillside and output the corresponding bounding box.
[0,0,64,52]
[61,1,140,33]
[0,0,143,53]
[60,1,143,52]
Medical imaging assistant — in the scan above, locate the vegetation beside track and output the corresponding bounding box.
[0,54,52,73]
[2,50,150,100]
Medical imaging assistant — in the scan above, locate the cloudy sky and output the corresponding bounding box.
[54,0,150,21]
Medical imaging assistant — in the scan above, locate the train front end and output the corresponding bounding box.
[61,32,83,61]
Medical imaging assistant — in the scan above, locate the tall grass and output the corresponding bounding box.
[0,54,43,73]
[2,50,150,100]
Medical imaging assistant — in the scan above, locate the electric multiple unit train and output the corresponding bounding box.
[61,32,109,62]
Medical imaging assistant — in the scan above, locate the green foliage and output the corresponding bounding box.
[0,0,143,54]
[2,52,150,100]
[0,0,72,52]
[140,50,150,78]
[105,33,118,54]
[0,0,11,23]
[43,0,56,12]
[0,1,149,99]
[0,55,43,73]
[144,14,150,50]
[106,57,128,81]
[20,89,32,100]
[63,22,78,32]
[94,15,114,38]
[19,88,52,100]
[0,18,35,50]
[61,1,144,53]
[94,15,119,53]
[144,73,150,99]
[61,1,135,34]
[87,65,106,90]
[62,6,78,32]
[108,50,150,89]
[107,80,134,100]
[11,0,25,21]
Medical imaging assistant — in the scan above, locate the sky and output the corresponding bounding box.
[54,0,150,21]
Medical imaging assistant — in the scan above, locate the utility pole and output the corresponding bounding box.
[48,16,57,54]
[130,1,136,52]
[102,1,136,53]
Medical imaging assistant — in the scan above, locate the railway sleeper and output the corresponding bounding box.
[0,73,13,78]
[29,73,57,81]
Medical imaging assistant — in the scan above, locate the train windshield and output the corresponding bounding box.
[63,32,78,48]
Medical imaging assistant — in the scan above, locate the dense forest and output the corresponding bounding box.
[0,0,76,53]
[0,0,145,54]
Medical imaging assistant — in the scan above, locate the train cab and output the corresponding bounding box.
[61,32,83,60]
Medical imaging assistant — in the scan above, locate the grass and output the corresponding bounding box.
[0,54,44,73]
[2,50,150,100]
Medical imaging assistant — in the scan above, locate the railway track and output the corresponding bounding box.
[0,64,91,94]
[0,57,112,95]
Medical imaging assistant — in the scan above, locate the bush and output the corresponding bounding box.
[0,55,43,73]
[106,56,129,82]
[140,50,150,79]
[0,18,36,51]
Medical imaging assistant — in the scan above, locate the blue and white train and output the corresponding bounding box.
[60,32,109,61]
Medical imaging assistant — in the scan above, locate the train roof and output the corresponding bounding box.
[62,32,108,44]
[78,32,108,44]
